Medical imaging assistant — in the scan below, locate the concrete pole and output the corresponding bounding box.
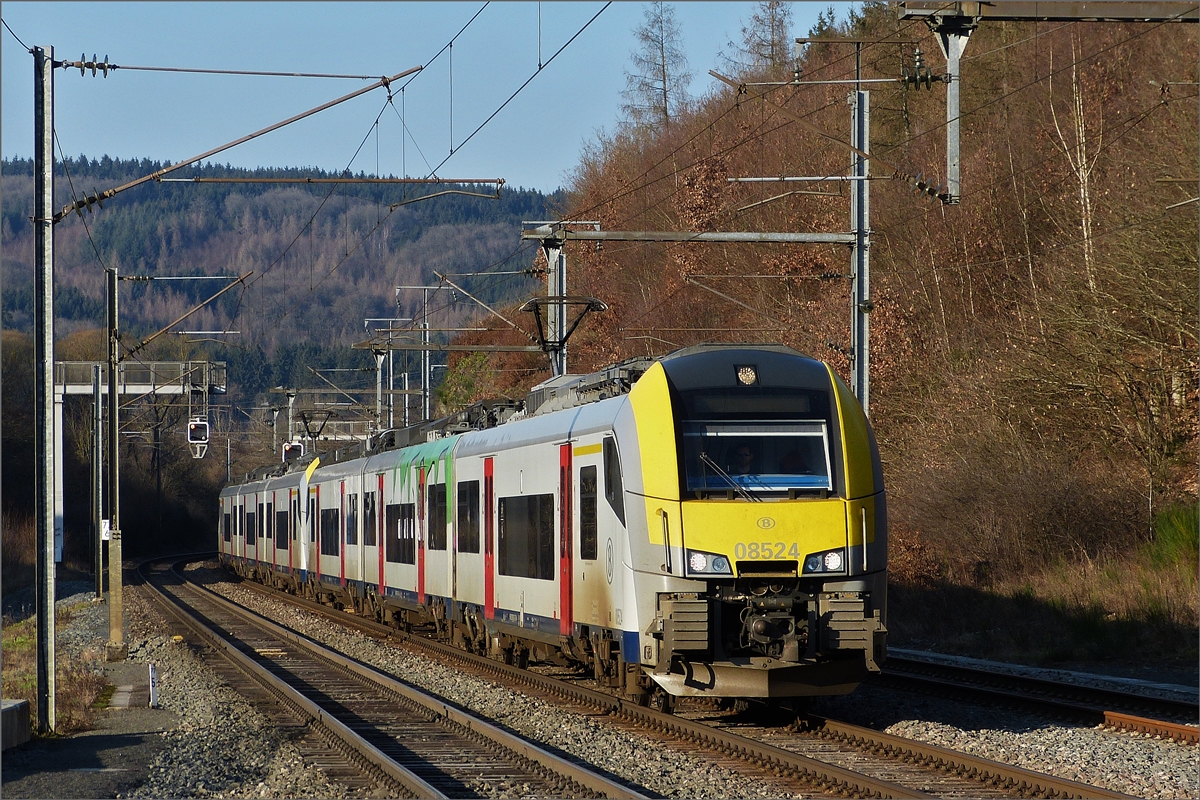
[106,266,127,661]
[387,349,394,429]
[33,43,57,734]
[93,364,104,600]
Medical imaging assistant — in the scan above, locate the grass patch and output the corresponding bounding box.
[1146,503,1198,569]
[1,604,109,735]
[889,535,1198,670]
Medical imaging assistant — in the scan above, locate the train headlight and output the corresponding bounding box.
[686,549,732,576]
[802,547,846,574]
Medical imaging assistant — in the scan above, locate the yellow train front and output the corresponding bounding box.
[617,344,886,700]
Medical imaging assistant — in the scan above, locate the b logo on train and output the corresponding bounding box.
[220,345,887,702]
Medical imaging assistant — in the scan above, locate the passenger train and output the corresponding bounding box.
[219,344,887,706]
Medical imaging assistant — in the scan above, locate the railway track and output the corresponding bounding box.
[195,560,1138,799]
[878,652,1199,745]
[138,559,648,799]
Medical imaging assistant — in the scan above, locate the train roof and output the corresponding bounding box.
[230,343,819,486]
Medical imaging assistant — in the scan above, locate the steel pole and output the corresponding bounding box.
[422,289,430,421]
[934,23,972,205]
[374,351,385,430]
[93,364,103,600]
[105,267,126,661]
[33,44,57,734]
[850,89,871,416]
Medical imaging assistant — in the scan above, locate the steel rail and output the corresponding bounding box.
[797,715,1138,799]
[221,567,1135,799]
[880,655,1199,745]
[155,560,647,799]
[138,560,442,798]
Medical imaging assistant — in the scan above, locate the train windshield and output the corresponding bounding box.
[680,421,833,493]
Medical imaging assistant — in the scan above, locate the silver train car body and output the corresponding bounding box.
[219,344,887,702]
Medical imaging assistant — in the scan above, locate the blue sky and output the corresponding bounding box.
[1,2,851,192]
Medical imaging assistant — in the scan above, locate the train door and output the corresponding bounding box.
[572,442,611,627]
[289,490,297,575]
[339,480,347,588]
[484,456,495,619]
[307,485,319,581]
[559,444,573,635]
[376,472,385,595]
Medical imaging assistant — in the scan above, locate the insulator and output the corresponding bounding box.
[79,53,86,77]
[912,47,925,71]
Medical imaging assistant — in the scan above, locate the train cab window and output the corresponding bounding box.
[680,420,833,495]
[308,497,316,542]
[222,512,231,542]
[363,491,377,546]
[456,480,480,553]
[603,438,626,526]
[346,494,358,546]
[275,507,288,550]
[292,498,300,541]
[428,484,447,550]
[579,466,598,560]
[265,503,274,541]
[246,511,257,543]
[320,508,340,556]
[498,494,555,580]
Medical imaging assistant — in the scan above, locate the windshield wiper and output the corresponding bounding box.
[699,452,761,502]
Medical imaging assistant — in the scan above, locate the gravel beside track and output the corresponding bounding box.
[120,578,354,798]
[191,563,1198,800]
[807,683,1198,799]
[188,564,801,799]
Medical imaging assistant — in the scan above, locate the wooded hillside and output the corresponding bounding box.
[453,3,1198,585]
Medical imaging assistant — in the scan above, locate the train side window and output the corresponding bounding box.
[292,498,299,541]
[320,508,340,556]
[399,503,416,563]
[385,504,402,562]
[603,437,626,526]
[265,503,274,541]
[222,512,231,542]
[579,466,598,560]
[428,484,447,550]
[363,491,377,546]
[275,507,288,551]
[258,503,265,538]
[308,497,316,542]
[246,511,257,544]
[456,480,480,553]
[346,494,358,546]
[498,494,555,580]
